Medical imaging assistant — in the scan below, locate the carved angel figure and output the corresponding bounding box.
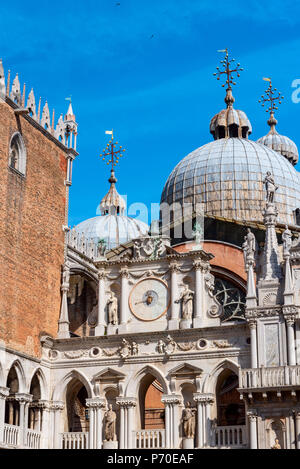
[175,285,194,320]
[119,338,131,358]
[104,404,117,441]
[107,292,118,325]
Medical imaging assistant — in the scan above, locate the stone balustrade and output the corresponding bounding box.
[26,429,41,449]
[67,229,99,260]
[239,365,300,390]
[3,424,19,447]
[60,432,89,449]
[133,429,165,449]
[213,425,247,448]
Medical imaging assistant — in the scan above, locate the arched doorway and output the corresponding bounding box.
[138,375,165,430]
[216,370,245,426]
[65,379,89,433]
[28,372,42,431]
[5,365,20,426]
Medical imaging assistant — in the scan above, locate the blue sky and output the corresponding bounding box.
[2,0,300,226]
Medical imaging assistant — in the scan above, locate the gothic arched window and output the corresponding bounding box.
[9,132,26,175]
[213,277,246,322]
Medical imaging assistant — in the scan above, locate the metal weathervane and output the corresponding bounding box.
[213,48,244,89]
[259,78,284,115]
[100,130,126,170]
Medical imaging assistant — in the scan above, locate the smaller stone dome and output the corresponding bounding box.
[257,114,298,166]
[100,170,126,215]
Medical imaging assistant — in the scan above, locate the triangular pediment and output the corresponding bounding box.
[92,367,126,382]
[168,363,203,377]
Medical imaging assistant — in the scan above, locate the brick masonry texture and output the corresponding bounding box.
[0,102,68,357]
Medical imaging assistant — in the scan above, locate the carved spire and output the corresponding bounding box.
[282,225,294,305]
[242,229,257,307]
[0,59,5,96]
[64,97,77,149]
[10,73,21,106]
[41,101,50,129]
[55,114,65,144]
[260,173,281,281]
[26,89,36,119]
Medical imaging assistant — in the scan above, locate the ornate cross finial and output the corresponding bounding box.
[100,130,126,175]
[258,78,283,131]
[213,48,244,107]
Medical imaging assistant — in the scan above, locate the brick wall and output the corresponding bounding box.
[0,101,68,357]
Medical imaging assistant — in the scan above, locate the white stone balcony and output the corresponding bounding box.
[3,424,19,447]
[239,365,300,391]
[133,429,165,449]
[1,425,41,449]
[213,425,247,449]
[60,432,89,449]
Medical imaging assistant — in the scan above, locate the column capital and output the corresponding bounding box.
[50,400,65,411]
[248,319,257,329]
[169,261,180,273]
[161,394,182,405]
[193,259,203,271]
[30,399,52,409]
[98,269,107,280]
[193,392,214,404]
[86,397,106,409]
[116,396,137,408]
[0,386,9,398]
[15,392,33,404]
[120,267,130,278]
[247,410,258,421]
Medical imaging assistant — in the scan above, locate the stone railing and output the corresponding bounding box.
[60,432,89,449]
[239,365,300,389]
[26,429,41,449]
[134,429,166,449]
[3,424,19,447]
[213,425,247,448]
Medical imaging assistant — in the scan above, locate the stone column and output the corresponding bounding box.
[38,401,50,449]
[50,401,64,449]
[15,393,33,448]
[289,410,296,449]
[86,398,105,449]
[248,411,258,449]
[116,397,136,449]
[58,262,71,339]
[119,267,129,334]
[286,317,296,366]
[161,395,182,449]
[193,394,203,448]
[95,270,106,336]
[249,319,258,368]
[193,260,203,328]
[295,411,300,449]
[0,387,9,444]
[169,262,180,330]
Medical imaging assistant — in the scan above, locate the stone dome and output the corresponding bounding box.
[160,137,300,226]
[257,122,299,166]
[74,215,149,250]
[75,168,149,250]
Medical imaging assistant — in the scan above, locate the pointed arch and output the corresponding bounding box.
[9,132,26,175]
[52,369,93,401]
[6,359,26,393]
[28,368,48,400]
[125,365,169,397]
[202,359,240,394]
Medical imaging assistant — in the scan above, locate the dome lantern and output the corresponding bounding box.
[211,49,251,140]
[257,78,298,166]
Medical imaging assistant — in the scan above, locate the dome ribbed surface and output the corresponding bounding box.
[160,138,300,225]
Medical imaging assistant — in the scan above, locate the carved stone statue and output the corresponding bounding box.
[175,285,194,320]
[282,225,292,256]
[62,262,70,288]
[98,238,107,257]
[104,404,117,441]
[263,171,278,204]
[271,438,281,449]
[107,292,118,325]
[204,267,215,297]
[131,342,138,356]
[133,239,142,259]
[192,221,203,247]
[243,228,256,267]
[119,338,131,358]
[182,402,196,439]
